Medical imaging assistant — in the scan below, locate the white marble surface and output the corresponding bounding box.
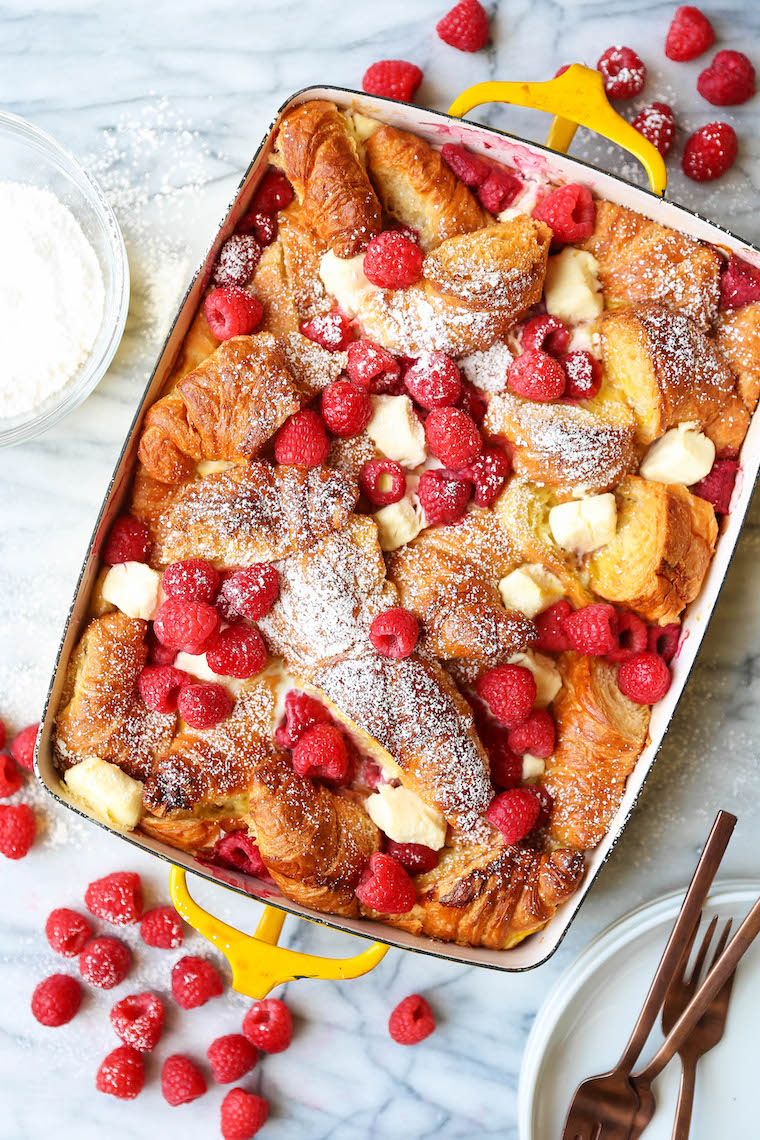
[1,2,760,1137]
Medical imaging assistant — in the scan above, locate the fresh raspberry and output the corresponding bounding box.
[404,351,462,409]
[214,234,262,288]
[440,143,491,188]
[533,600,573,653]
[274,689,332,749]
[596,45,646,100]
[356,852,417,913]
[384,841,439,875]
[85,871,143,926]
[606,611,648,663]
[111,992,164,1052]
[719,254,760,310]
[321,379,372,437]
[692,457,739,514]
[31,974,82,1026]
[138,665,189,713]
[369,608,420,659]
[346,339,401,390]
[221,564,279,622]
[618,652,672,704]
[292,723,350,783]
[79,937,131,989]
[665,6,715,61]
[102,516,150,565]
[237,209,277,246]
[425,406,482,468]
[563,603,619,656]
[146,626,177,666]
[417,469,472,526]
[242,997,293,1054]
[10,722,38,771]
[300,310,354,351]
[45,908,92,957]
[359,458,406,506]
[356,756,385,790]
[478,166,523,213]
[521,315,570,356]
[177,682,234,729]
[171,955,224,1010]
[533,184,596,244]
[682,122,738,182]
[252,169,294,214]
[476,663,537,728]
[153,597,220,654]
[632,102,676,157]
[210,831,266,877]
[554,64,572,78]
[697,51,755,106]
[221,1088,270,1140]
[362,60,424,103]
[364,230,424,290]
[388,993,435,1045]
[162,558,220,602]
[486,786,541,843]
[161,1054,207,1106]
[0,803,35,859]
[489,739,523,790]
[208,1034,258,1084]
[457,379,487,425]
[436,0,489,52]
[140,905,184,949]
[207,624,267,679]
[0,753,22,798]
[204,286,263,340]
[461,445,511,507]
[647,623,680,664]
[559,351,602,401]
[96,1045,145,1100]
[274,408,330,466]
[533,784,555,829]
[507,708,556,758]
[508,350,566,401]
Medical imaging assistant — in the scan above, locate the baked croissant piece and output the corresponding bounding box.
[252,202,332,336]
[715,301,760,412]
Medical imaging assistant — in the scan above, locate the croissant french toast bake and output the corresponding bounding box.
[54,99,760,953]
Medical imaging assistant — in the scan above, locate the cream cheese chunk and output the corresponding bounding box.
[549,493,617,555]
[197,459,235,475]
[509,650,562,708]
[366,394,427,468]
[521,753,546,781]
[373,498,424,552]
[318,249,377,318]
[498,564,564,618]
[174,651,241,695]
[544,248,603,323]
[365,784,447,850]
[639,424,715,486]
[101,561,161,620]
[64,756,144,831]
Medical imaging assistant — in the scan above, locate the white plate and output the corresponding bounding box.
[518,881,760,1140]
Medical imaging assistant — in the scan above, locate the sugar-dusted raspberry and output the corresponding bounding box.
[533,183,596,244]
[632,102,676,157]
[682,122,738,182]
[440,143,491,188]
[207,624,267,680]
[508,349,566,401]
[507,708,555,758]
[274,408,330,466]
[85,871,143,926]
[618,652,672,704]
[138,665,189,713]
[356,852,417,913]
[10,722,38,771]
[96,1045,145,1100]
[533,784,555,829]
[252,169,294,214]
[486,786,541,843]
[417,469,472,526]
[521,314,570,356]
[388,993,435,1045]
[364,230,424,290]
[719,254,760,311]
[46,908,92,957]
[0,753,22,798]
[436,0,489,52]
[563,602,619,656]
[177,682,234,729]
[647,623,680,664]
[79,937,131,989]
[111,992,165,1052]
[221,1088,270,1140]
[359,458,406,506]
[292,723,350,783]
[597,45,646,99]
[242,997,293,1054]
[171,955,224,1010]
[346,339,401,390]
[0,803,35,859]
[204,286,263,340]
[214,234,262,288]
[237,209,277,246]
[321,379,372,437]
[666,5,715,61]
[300,310,353,351]
[370,608,420,659]
[140,905,184,949]
[425,406,482,468]
[221,563,279,622]
[31,974,82,1027]
[210,831,266,877]
[153,596,220,654]
[384,841,439,875]
[362,59,424,103]
[274,689,332,749]
[161,1054,208,1106]
[559,351,602,401]
[606,611,648,663]
[478,166,523,213]
[533,599,573,653]
[103,514,150,566]
[208,1034,258,1084]
[457,379,487,425]
[477,663,537,728]
[404,351,462,409]
[162,558,220,602]
[698,51,755,107]
[461,445,511,507]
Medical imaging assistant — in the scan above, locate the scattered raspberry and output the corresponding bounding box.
[242,998,293,1054]
[208,1034,258,1084]
[0,752,22,798]
[618,652,672,704]
[533,784,555,829]
[486,786,541,843]
[274,408,330,466]
[153,597,220,654]
[440,142,491,187]
[274,689,332,749]
[31,974,82,1027]
[666,6,715,61]
[477,166,523,213]
[0,803,35,859]
[292,723,350,783]
[647,623,680,664]
[140,905,184,949]
[45,908,92,957]
[596,45,646,99]
[476,663,537,727]
[79,937,131,989]
[563,603,619,655]
[404,351,462,408]
[162,558,220,602]
[508,349,566,401]
[207,624,268,679]
[204,286,263,340]
[682,122,738,182]
[533,183,596,243]
[697,50,755,106]
[559,351,602,400]
[85,871,143,926]
[417,469,472,525]
[214,234,262,288]
[300,310,353,351]
[346,339,401,390]
[359,458,406,506]
[111,992,165,1052]
[102,515,150,565]
[436,0,489,52]
[11,722,38,771]
[507,709,556,758]
[384,841,439,875]
[252,169,294,213]
[693,456,739,513]
[321,379,373,437]
[221,1088,270,1140]
[364,230,424,290]
[356,852,417,913]
[362,60,424,103]
[96,1045,145,1100]
[221,564,279,622]
[161,1054,208,1106]
[632,102,676,157]
[177,682,234,729]
[138,665,189,713]
[719,254,760,310]
[521,314,570,356]
[457,379,487,425]
[388,993,435,1045]
[237,209,277,246]
[210,831,266,877]
[171,955,224,1010]
[606,611,648,663]
[461,446,511,507]
[369,608,420,659]
[424,406,482,468]
[533,600,573,653]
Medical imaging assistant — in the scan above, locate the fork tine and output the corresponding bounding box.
[674,913,702,985]
[709,918,733,969]
[688,913,719,986]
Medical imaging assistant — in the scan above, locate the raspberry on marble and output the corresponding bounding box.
[242,997,294,1054]
[85,871,143,925]
[171,955,224,1010]
[45,908,92,957]
[110,992,165,1052]
[96,1045,145,1100]
[362,60,424,103]
[221,1088,270,1140]
[161,1054,208,1106]
[79,937,131,990]
[388,993,435,1045]
[31,974,82,1027]
[208,1034,258,1084]
[140,905,184,949]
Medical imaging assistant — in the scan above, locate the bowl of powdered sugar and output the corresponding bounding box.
[0,112,129,446]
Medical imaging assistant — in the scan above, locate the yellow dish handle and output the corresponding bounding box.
[448,64,667,197]
[170,867,388,999]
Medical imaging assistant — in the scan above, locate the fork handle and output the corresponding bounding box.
[672,1056,698,1140]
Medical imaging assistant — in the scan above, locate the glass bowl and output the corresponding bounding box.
[0,112,130,447]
